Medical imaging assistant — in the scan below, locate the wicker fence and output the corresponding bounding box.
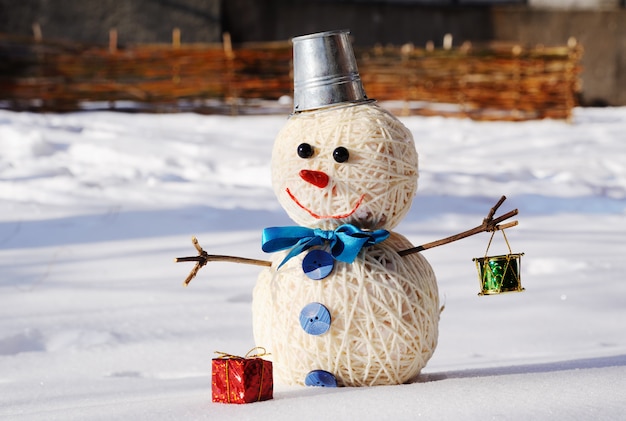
[0,33,582,120]
[360,42,582,120]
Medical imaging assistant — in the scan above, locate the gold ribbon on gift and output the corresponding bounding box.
[214,347,271,403]
[245,346,271,359]
[214,346,270,360]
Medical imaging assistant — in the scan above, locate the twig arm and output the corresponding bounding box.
[175,236,271,286]
[174,254,272,267]
[398,196,518,257]
[486,195,506,221]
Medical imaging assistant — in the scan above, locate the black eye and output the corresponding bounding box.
[333,146,349,163]
[297,143,314,159]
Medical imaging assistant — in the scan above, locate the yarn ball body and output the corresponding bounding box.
[253,232,439,386]
[253,102,440,386]
[271,103,418,231]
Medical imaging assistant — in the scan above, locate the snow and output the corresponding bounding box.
[1,106,625,420]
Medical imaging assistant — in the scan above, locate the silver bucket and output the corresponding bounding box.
[292,29,372,113]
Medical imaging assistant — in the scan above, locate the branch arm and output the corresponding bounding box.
[486,195,507,220]
[175,236,271,286]
[398,196,518,257]
[174,254,271,267]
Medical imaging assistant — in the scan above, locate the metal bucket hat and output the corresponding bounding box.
[292,29,372,113]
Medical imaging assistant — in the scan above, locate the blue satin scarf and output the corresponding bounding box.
[262,224,390,269]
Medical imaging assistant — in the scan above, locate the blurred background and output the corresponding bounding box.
[0,0,624,115]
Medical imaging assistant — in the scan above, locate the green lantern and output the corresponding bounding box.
[473,229,524,295]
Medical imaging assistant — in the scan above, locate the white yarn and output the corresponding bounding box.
[253,232,439,387]
[271,103,418,230]
[253,102,440,386]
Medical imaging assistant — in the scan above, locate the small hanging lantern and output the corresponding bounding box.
[473,229,524,296]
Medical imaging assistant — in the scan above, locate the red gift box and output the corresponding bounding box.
[212,349,273,404]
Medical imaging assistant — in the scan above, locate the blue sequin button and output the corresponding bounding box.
[305,370,337,387]
[302,249,334,280]
[299,302,331,335]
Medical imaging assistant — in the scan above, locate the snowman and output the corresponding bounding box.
[178,29,517,388]
[257,30,441,388]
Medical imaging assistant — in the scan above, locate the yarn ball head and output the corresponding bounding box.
[271,103,418,230]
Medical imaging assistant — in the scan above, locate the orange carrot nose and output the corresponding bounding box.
[300,169,329,188]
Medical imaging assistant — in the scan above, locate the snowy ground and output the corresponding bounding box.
[1,106,625,420]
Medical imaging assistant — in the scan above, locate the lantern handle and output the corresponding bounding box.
[398,195,518,257]
[483,227,513,258]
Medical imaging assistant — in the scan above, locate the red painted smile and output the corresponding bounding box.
[286,188,365,220]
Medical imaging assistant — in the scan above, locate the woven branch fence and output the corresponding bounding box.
[0,33,582,120]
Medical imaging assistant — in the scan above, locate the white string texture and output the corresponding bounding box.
[253,104,439,386]
[253,231,440,386]
[271,103,418,230]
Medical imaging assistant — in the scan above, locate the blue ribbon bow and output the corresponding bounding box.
[262,224,390,269]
